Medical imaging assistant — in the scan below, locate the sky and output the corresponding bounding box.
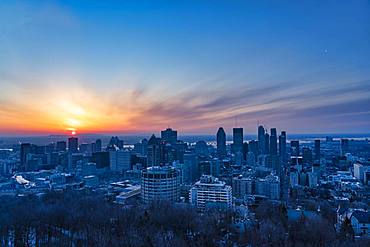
[0,0,369,136]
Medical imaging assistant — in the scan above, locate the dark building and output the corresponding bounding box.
[91,151,110,169]
[56,141,67,152]
[147,134,162,166]
[279,131,287,162]
[264,133,270,155]
[68,137,78,153]
[340,138,349,156]
[232,128,243,154]
[95,139,102,153]
[314,139,320,161]
[270,128,278,156]
[302,147,313,164]
[216,127,226,156]
[161,128,177,144]
[249,140,259,161]
[242,142,249,160]
[290,140,300,156]
[258,125,265,154]
[20,143,34,171]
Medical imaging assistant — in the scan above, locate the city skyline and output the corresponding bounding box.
[1,0,370,135]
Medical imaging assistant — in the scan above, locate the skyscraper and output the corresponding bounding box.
[264,132,270,155]
[258,125,265,154]
[161,128,177,144]
[95,139,102,153]
[340,138,350,156]
[56,141,67,152]
[216,127,226,156]
[314,139,320,161]
[147,134,162,166]
[20,143,33,171]
[290,140,300,156]
[232,128,243,154]
[68,137,78,153]
[279,131,287,162]
[270,128,278,156]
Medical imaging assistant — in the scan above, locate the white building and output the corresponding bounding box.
[190,175,232,211]
[353,162,370,183]
[110,150,131,172]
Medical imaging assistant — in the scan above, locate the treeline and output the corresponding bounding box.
[0,192,370,246]
[0,191,232,246]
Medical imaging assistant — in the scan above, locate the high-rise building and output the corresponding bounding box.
[190,175,232,211]
[110,150,131,172]
[270,128,277,156]
[314,139,320,161]
[340,139,350,156]
[141,166,181,204]
[133,138,148,156]
[147,134,162,166]
[302,147,313,165]
[91,151,110,169]
[56,141,67,152]
[258,125,265,154]
[95,139,102,153]
[20,143,34,171]
[232,175,253,199]
[290,140,300,156]
[216,127,226,156]
[161,128,177,144]
[232,128,243,154]
[279,131,287,162]
[68,137,78,153]
[249,140,259,161]
[264,133,270,155]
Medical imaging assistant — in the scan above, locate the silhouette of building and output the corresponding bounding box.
[314,139,320,161]
[232,128,243,154]
[147,134,162,166]
[161,128,177,144]
[56,141,67,152]
[258,125,266,154]
[216,127,226,156]
[270,128,277,156]
[279,131,287,162]
[290,140,300,156]
[68,137,78,153]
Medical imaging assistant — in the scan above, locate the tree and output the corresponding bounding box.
[338,216,354,241]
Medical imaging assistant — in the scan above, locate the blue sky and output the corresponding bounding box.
[0,0,369,134]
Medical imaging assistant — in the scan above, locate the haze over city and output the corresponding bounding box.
[1,0,369,135]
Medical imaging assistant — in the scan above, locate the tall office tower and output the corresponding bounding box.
[232,128,243,154]
[314,140,320,161]
[109,149,131,172]
[249,140,259,160]
[56,141,67,152]
[279,131,287,162]
[141,166,181,204]
[258,125,265,154]
[190,175,232,211]
[340,138,350,156]
[264,133,270,154]
[290,140,300,156]
[91,151,110,169]
[242,142,249,160]
[108,136,124,149]
[95,139,102,153]
[20,143,33,170]
[216,127,226,156]
[302,147,313,165]
[147,134,162,166]
[133,138,148,156]
[270,128,278,156]
[161,128,177,144]
[184,153,199,182]
[68,137,78,153]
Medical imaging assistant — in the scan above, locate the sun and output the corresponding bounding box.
[71,130,77,135]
